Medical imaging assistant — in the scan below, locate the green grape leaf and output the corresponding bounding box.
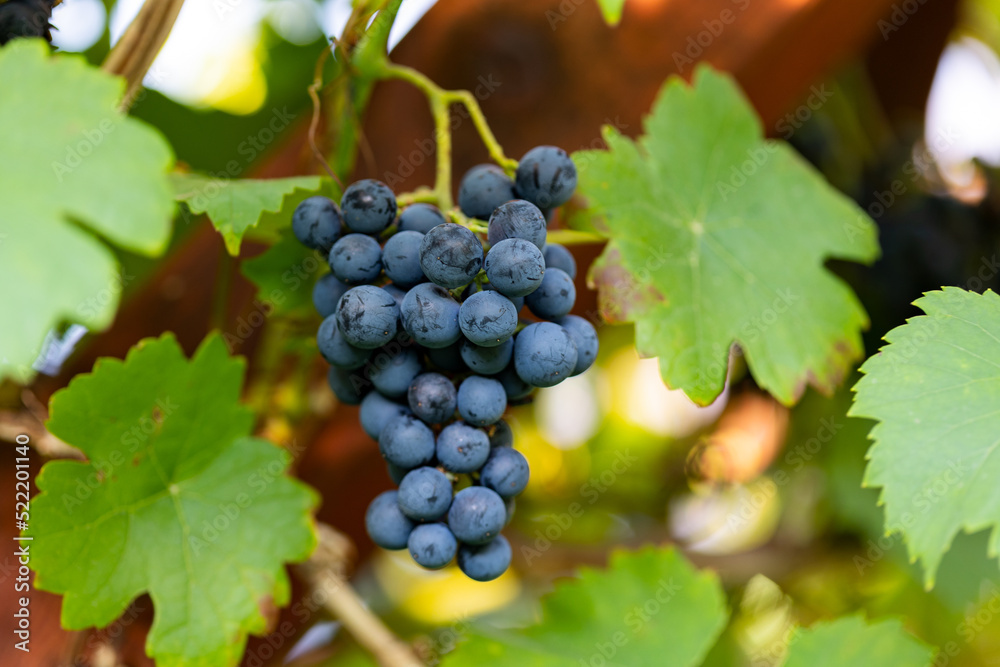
[172,173,322,255]
[26,333,318,667]
[574,65,879,406]
[0,40,175,383]
[443,547,727,666]
[851,287,1000,586]
[782,616,934,667]
[595,0,626,25]
[241,232,327,316]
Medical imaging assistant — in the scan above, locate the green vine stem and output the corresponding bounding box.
[545,229,605,245]
[377,62,518,212]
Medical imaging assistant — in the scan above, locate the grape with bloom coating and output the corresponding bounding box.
[458,164,516,219]
[336,285,399,349]
[341,179,396,234]
[292,196,341,252]
[488,199,547,250]
[408,523,458,569]
[484,238,545,298]
[448,486,506,545]
[513,322,578,388]
[515,145,577,209]
[365,490,413,550]
[457,535,512,581]
[419,223,484,289]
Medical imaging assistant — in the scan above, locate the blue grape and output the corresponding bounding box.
[382,230,426,289]
[419,223,483,289]
[458,164,516,219]
[457,535,512,581]
[480,447,529,498]
[400,283,461,348]
[398,203,446,233]
[556,315,598,375]
[336,285,399,349]
[487,200,547,250]
[525,267,576,319]
[360,391,412,440]
[483,238,544,298]
[460,338,513,375]
[459,290,519,347]
[397,467,453,521]
[318,315,370,369]
[408,523,458,569]
[456,376,507,426]
[329,233,382,285]
[292,196,342,252]
[447,486,506,545]
[407,372,457,424]
[513,322,578,388]
[496,363,534,400]
[341,179,397,235]
[425,340,467,372]
[313,273,350,318]
[543,243,577,279]
[515,145,577,209]
[436,422,490,473]
[462,281,524,312]
[365,490,414,550]
[490,419,513,448]
[368,346,423,398]
[378,414,436,468]
[327,367,368,405]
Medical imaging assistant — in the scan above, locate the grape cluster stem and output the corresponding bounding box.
[377,62,518,213]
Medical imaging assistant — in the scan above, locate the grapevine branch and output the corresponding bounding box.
[372,62,602,242]
[295,524,423,667]
[377,62,518,213]
[102,0,185,112]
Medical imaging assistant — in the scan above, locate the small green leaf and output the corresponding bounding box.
[0,40,175,383]
[851,287,1000,586]
[575,65,879,406]
[443,547,727,666]
[172,173,323,255]
[241,232,327,316]
[595,0,626,25]
[26,333,318,667]
[782,616,934,667]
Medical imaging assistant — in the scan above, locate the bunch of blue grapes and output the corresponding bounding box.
[292,146,597,581]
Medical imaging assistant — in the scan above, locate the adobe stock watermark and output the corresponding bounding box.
[60,397,181,513]
[580,578,683,667]
[76,268,136,320]
[381,74,503,189]
[716,84,833,200]
[843,124,960,244]
[853,458,968,574]
[222,251,327,352]
[878,0,929,40]
[50,66,170,182]
[673,0,752,73]
[520,449,638,565]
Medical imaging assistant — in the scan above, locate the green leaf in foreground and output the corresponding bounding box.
[172,173,322,255]
[783,616,934,667]
[575,65,879,406]
[0,40,175,383]
[443,547,727,666]
[851,287,1000,586]
[26,334,317,667]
